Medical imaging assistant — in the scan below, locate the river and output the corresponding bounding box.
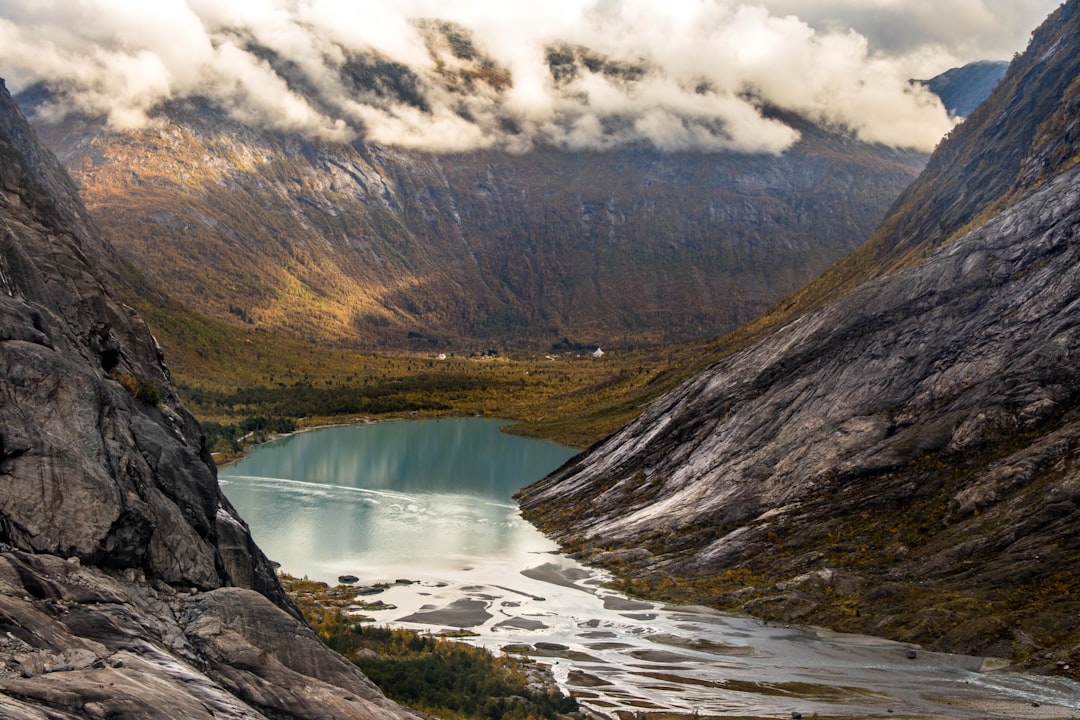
[219,418,1080,719]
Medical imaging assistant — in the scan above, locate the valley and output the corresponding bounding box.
[2,2,1079,719]
[222,418,1080,719]
[137,297,714,454]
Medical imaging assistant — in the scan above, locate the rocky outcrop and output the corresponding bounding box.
[518,2,1080,665]
[0,552,408,720]
[0,78,280,603]
[0,552,407,719]
[0,79,411,717]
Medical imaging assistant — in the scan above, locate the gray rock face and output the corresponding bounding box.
[518,149,1080,660]
[0,79,277,600]
[0,552,408,719]
[0,80,411,717]
[521,161,1080,541]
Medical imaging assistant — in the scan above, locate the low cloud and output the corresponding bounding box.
[758,0,1061,60]
[0,0,1058,153]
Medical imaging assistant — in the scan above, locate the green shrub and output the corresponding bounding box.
[310,612,578,720]
[135,380,160,405]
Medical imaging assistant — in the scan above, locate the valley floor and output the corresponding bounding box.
[143,298,709,454]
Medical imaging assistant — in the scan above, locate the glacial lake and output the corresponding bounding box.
[218,417,576,581]
[220,418,1080,719]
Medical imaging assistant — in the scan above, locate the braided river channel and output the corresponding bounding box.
[219,417,1080,719]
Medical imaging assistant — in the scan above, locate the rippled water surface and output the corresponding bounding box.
[221,419,1080,719]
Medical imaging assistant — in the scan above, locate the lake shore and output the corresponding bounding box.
[212,411,540,467]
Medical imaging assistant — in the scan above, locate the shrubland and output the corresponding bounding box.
[135,298,713,456]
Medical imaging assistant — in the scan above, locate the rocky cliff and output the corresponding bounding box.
[22,87,924,351]
[519,1,1080,668]
[0,79,410,718]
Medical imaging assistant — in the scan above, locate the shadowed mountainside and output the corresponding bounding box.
[0,78,411,719]
[518,1,1080,669]
[919,60,1009,118]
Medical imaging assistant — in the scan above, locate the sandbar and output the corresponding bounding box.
[396,597,492,627]
[520,562,593,589]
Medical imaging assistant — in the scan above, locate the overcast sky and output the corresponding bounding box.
[0,1,1063,153]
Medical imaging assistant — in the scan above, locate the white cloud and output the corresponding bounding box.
[759,0,1062,62]
[0,0,1060,153]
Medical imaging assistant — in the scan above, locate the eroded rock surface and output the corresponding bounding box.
[518,2,1080,664]
[0,79,411,717]
[0,552,408,719]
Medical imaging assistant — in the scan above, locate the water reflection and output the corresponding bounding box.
[218,418,577,580]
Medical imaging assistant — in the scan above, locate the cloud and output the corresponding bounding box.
[0,0,1058,153]
[757,0,1062,61]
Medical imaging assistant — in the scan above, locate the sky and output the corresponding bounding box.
[0,1,1063,154]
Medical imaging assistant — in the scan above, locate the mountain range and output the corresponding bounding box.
[17,42,927,351]
[519,1,1080,669]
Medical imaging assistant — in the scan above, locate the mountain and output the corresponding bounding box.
[519,1,1080,668]
[0,79,410,719]
[19,67,925,351]
[920,60,1009,118]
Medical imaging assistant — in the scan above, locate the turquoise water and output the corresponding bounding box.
[218,418,1080,717]
[218,417,577,581]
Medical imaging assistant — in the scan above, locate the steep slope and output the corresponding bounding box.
[0,79,410,718]
[731,3,1080,346]
[519,1,1080,668]
[920,60,1009,118]
[23,91,925,350]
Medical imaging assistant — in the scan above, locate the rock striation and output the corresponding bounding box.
[0,79,411,718]
[519,1,1080,665]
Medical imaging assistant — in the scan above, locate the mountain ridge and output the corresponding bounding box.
[918,60,1009,118]
[21,71,927,351]
[518,0,1080,669]
[694,1,1080,364]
